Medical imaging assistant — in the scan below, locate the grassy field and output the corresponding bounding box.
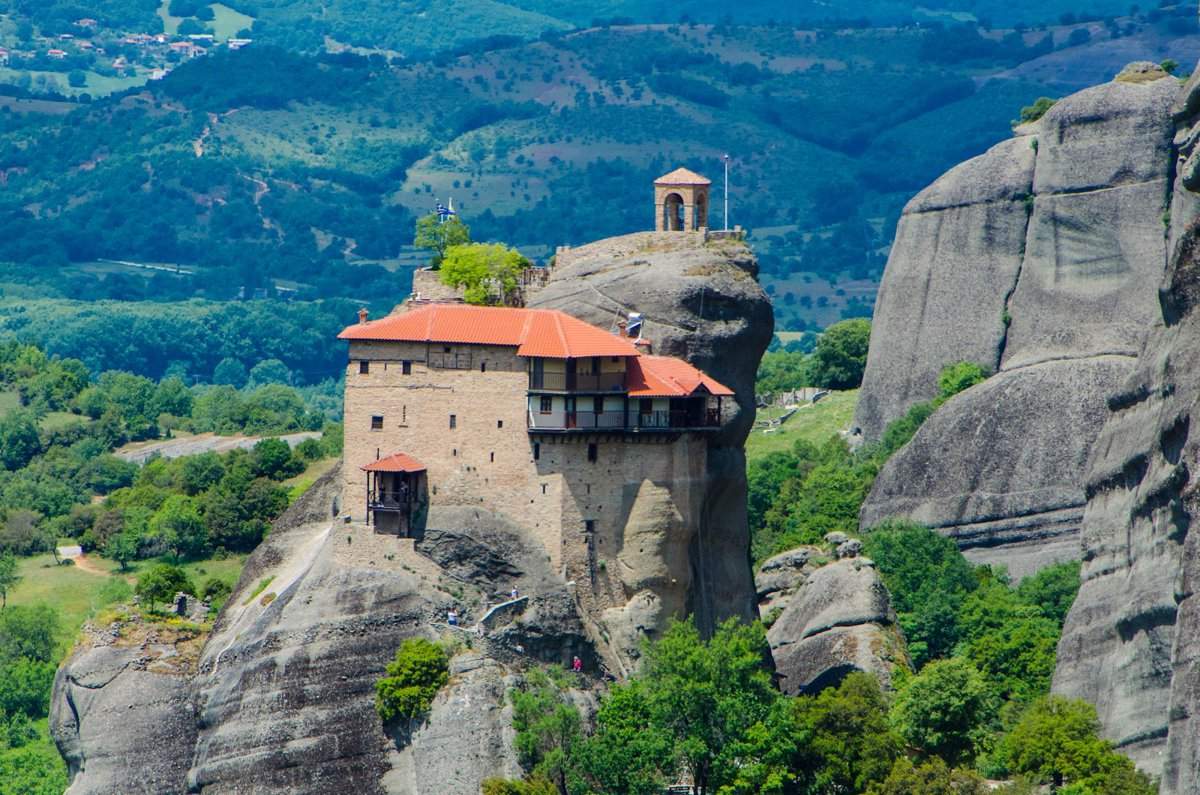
[746,389,859,460]
[0,67,144,98]
[284,456,338,502]
[210,3,256,40]
[0,389,18,414]
[7,552,248,650]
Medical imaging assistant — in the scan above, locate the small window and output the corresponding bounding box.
[539,397,553,414]
[444,346,452,353]
[402,360,412,375]
[542,483,547,494]
[449,414,457,429]
[497,419,503,428]
[480,361,487,373]
[490,451,495,462]
[587,443,598,463]
[453,448,457,457]
[370,415,383,430]
[402,405,407,424]
[585,519,595,534]
[533,442,540,460]
[593,396,604,414]
[359,360,369,374]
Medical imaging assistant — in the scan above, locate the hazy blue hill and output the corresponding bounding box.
[0,7,1196,329]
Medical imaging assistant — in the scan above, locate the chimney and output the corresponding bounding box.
[357,307,369,324]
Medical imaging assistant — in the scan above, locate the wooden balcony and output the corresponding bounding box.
[528,407,721,433]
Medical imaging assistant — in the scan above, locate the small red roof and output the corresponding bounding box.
[362,452,426,473]
[339,304,640,359]
[627,355,734,398]
[654,167,711,186]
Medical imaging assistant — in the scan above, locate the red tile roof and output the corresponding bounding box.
[362,452,426,473]
[654,167,711,185]
[338,304,641,359]
[627,355,734,398]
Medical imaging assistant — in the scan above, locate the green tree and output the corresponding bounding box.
[0,555,19,609]
[439,242,530,305]
[212,358,248,388]
[807,319,870,390]
[863,523,978,666]
[891,657,998,766]
[635,618,795,795]
[0,412,40,471]
[150,494,208,559]
[866,757,988,795]
[1000,696,1155,793]
[575,681,669,795]
[512,669,585,795]
[134,563,194,609]
[414,213,470,268]
[1015,561,1080,626]
[0,605,57,662]
[179,452,226,496]
[755,350,810,397]
[375,637,450,724]
[67,70,87,88]
[481,778,558,795]
[152,376,193,419]
[792,672,902,795]
[251,438,301,480]
[247,359,292,387]
[104,530,139,572]
[957,578,1060,703]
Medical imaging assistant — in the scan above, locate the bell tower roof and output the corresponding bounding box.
[654,167,711,186]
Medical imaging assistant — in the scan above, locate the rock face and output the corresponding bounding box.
[530,231,773,655]
[756,548,905,695]
[52,634,199,795]
[858,71,1179,578]
[1054,67,1200,787]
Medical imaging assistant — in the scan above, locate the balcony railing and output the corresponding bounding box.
[528,407,721,432]
[368,490,418,510]
[529,372,625,392]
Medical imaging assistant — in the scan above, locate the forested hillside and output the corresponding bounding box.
[1,5,1196,329]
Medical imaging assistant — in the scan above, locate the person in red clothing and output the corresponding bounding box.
[572,655,582,673]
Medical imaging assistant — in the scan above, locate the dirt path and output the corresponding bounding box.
[116,431,320,465]
[72,554,109,576]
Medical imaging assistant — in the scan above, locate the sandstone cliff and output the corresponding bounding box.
[1053,68,1200,787]
[858,67,1179,578]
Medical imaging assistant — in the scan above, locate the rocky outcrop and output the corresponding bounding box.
[51,626,201,795]
[530,231,773,659]
[859,70,1179,577]
[1054,66,1200,787]
[756,546,905,695]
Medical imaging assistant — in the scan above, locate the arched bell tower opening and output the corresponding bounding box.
[664,192,684,231]
[654,167,712,232]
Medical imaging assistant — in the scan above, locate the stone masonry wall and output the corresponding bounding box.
[342,339,710,657]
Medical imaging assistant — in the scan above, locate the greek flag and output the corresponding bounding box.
[436,198,457,222]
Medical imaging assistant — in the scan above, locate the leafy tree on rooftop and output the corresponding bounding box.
[414,213,470,269]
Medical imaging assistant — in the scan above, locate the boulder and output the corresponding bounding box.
[857,70,1178,577]
[759,556,905,695]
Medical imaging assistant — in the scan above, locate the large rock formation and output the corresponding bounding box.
[1054,67,1200,787]
[530,231,773,655]
[756,546,905,695]
[52,232,772,794]
[858,69,1179,578]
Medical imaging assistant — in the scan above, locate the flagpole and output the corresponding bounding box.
[722,154,731,231]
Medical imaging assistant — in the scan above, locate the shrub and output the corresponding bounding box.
[134,563,195,609]
[374,638,449,724]
[890,658,999,766]
[808,319,871,390]
[1016,96,1056,125]
[937,362,988,400]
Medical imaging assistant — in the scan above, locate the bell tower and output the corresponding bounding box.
[654,167,711,232]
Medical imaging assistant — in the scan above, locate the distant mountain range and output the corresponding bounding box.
[0,1,1196,329]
